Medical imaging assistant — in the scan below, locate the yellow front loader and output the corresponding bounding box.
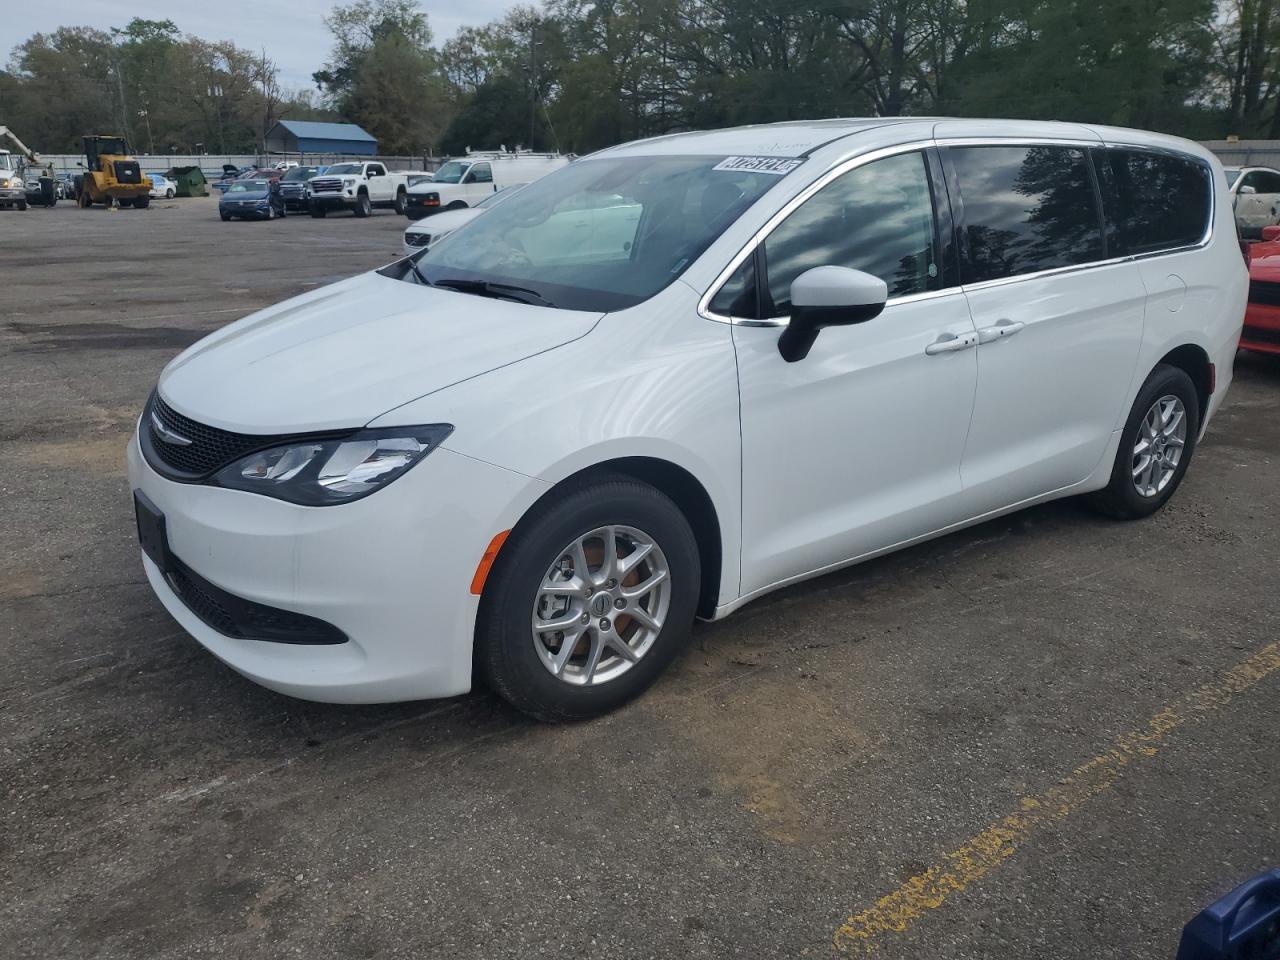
[77,135,152,208]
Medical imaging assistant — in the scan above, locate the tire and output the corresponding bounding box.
[220,212,232,221]
[1089,364,1200,520]
[476,476,700,721]
[311,206,326,218]
[393,188,407,215]
[17,200,27,211]
[117,198,133,208]
[353,193,372,218]
[133,195,149,209]
[166,189,175,199]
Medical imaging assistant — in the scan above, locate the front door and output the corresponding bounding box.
[464,162,494,203]
[942,144,1146,515]
[1233,168,1280,236]
[730,149,980,597]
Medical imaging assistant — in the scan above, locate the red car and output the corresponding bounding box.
[1245,225,1280,355]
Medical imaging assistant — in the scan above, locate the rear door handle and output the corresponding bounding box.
[925,331,978,355]
[977,319,1025,344]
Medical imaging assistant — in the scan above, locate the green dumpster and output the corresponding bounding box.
[166,166,208,197]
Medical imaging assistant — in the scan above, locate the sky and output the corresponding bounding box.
[1,0,522,90]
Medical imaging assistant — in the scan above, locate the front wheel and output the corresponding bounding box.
[133,195,149,208]
[1089,364,1200,519]
[353,193,372,218]
[476,476,700,721]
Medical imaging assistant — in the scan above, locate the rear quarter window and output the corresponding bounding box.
[1095,149,1211,255]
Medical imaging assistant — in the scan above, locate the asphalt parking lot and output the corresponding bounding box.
[2,196,1278,959]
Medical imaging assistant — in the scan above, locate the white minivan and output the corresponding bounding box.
[404,151,567,220]
[129,118,1245,720]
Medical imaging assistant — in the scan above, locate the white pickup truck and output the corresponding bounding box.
[306,161,414,218]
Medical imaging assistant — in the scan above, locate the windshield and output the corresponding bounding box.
[228,181,269,193]
[282,166,320,182]
[432,161,468,184]
[416,155,789,311]
[326,163,363,176]
[1224,168,1242,187]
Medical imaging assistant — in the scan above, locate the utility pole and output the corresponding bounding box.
[529,20,538,150]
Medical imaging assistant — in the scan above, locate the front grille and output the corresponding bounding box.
[406,233,431,247]
[1243,324,1280,345]
[310,178,342,193]
[1249,279,1280,307]
[144,391,293,480]
[165,552,347,645]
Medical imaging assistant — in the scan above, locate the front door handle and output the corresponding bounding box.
[925,331,978,355]
[977,319,1025,343]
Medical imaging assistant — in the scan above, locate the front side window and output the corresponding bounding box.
[367,164,386,177]
[470,163,493,184]
[1096,149,1211,255]
[418,155,786,311]
[326,163,362,176]
[1243,169,1280,194]
[760,151,939,316]
[950,145,1104,284]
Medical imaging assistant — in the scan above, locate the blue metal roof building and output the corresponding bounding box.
[265,120,378,155]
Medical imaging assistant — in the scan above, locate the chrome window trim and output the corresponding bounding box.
[698,136,1217,326]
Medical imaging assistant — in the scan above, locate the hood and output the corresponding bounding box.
[1251,240,1280,283]
[406,208,480,235]
[158,271,602,433]
[221,187,272,201]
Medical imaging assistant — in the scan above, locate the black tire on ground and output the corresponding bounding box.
[1088,363,1201,520]
[393,188,407,215]
[220,212,232,221]
[475,475,701,722]
[353,192,372,218]
[133,195,150,208]
[117,198,133,208]
[17,199,28,211]
[311,206,326,218]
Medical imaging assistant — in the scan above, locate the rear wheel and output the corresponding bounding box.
[1089,364,1200,519]
[166,188,175,199]
[476,476,700,721]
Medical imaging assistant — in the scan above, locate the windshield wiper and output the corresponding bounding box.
[432,277,555,308]
[407,256,433,287]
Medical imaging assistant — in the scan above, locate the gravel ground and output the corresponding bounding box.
[1,197,1277,959]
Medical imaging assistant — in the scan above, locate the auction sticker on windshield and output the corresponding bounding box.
[712,156,804,175]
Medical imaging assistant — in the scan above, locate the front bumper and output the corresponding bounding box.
[0,187,24,203]
[309,192,354,210]
[127,430,547,703]
[1242,301,1280,355]
[220,202,273,218]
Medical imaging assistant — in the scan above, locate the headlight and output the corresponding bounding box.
[343,177,356,187]
[0,179,8,188]
[212,425,453,505]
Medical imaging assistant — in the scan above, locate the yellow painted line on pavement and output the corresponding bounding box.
[833,641,1280,955]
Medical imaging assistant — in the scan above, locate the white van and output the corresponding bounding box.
[404,151,567,220]
[129,118,1244,720]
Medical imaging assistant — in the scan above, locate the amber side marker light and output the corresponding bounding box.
[470,530,511,595]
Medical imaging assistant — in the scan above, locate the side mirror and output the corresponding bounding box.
[1262,225,1280,241]
[1239,184,1257,195]
[776,266,888,362]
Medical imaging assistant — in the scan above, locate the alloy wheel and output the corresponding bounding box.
[1132,394,1187,497]
[531,525,670,686]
